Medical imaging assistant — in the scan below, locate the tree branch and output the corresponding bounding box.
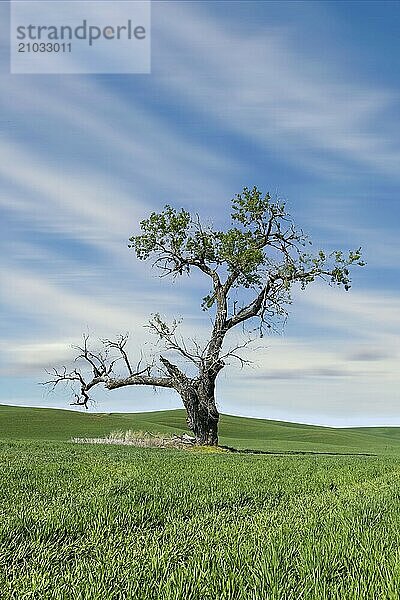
[42,334,178,408]
[146,314,203,367]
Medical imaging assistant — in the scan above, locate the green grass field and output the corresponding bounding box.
[3,404,400,454]
[2,405,400,598]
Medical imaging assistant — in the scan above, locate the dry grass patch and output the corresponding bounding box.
[72,430,197,449]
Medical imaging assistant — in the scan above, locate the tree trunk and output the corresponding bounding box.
[181,377,219,446]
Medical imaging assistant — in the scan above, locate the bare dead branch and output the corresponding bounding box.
[102,333,133,375]
[42,333,180,408]
[146,314,204,367]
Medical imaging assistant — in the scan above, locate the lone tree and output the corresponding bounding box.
[46,187,363,445]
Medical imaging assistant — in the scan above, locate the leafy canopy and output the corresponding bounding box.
[129,187,364,316]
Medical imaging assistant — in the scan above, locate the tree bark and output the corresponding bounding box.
[181,377,219,446]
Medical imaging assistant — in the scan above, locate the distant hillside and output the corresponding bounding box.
[1,405,400,454]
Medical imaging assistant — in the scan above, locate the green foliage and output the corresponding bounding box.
[128,187,364,318]
[130,205,192,270]
[1,440,400,598]
[231,186,286,228]
[216,227,265,287]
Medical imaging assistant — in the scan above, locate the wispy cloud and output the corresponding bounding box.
[154,2,400,179]
[301,285,400,340]
[0,265,188,375]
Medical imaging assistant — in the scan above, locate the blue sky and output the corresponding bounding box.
[1,0,400,426]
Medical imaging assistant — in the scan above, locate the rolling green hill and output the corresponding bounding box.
[1,404,400,454]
